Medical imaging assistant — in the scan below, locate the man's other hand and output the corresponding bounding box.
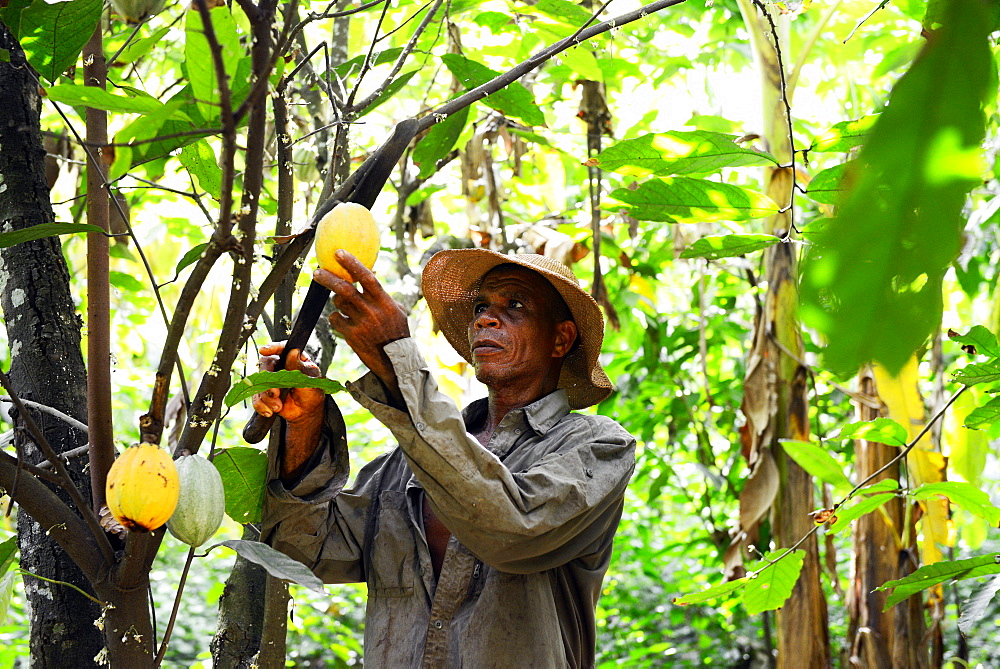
[252,343,326,425]
[314,250,409,407]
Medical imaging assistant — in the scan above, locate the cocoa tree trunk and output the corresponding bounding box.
[0,21,105,668]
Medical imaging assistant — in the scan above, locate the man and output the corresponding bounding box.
[257,248,635,667]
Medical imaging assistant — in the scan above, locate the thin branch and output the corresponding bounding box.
[0,397,88,433]
[844,0,892,44]
[344,0,392,110]
[34,444,90,471]
[349,0,445,115]
[152,547,196,667]
[286,0,389,49]
[374,0,436,44]
[17,569,106,606]
[107,21,146,66]
[0,371,115,566]
[414,0,689,135]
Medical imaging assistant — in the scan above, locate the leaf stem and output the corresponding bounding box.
[152,546,196,667]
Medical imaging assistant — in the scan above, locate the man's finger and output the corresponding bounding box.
[335,249,383,295]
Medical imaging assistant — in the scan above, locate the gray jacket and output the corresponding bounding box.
[262,338,635,667]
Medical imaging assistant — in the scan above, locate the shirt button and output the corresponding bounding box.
[514,428,521,435]
[585,468,594,478]
[416,422,425,430]
[433,620,443,629]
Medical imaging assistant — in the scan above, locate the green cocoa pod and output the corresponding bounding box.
[167,455,225,547]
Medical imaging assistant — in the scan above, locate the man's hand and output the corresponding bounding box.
[253,343,325,481]
[314,250,409,408]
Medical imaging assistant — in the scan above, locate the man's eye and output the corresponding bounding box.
[473,303,487,314]
[510,299,524,308]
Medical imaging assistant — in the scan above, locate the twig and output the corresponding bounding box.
[844,0,892,44]
[107,21,146,66]
[285,0,390,51]
[0,397,88,434]
[0,369,115,564]
[152,546,196,667]
[344,0,393,110]
[749,0,798,235]
[349,0,445,115]
[16,569,105,606]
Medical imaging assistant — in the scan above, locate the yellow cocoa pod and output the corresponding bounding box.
[106,444,180,532]
[314,202,379,281]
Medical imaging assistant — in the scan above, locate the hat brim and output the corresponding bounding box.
[422,249,612,409]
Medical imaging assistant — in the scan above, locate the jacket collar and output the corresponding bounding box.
[462,388,571,437]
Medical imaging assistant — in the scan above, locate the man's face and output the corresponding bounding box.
[466,265,575,392]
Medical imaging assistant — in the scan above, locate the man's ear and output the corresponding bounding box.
[552,320,578,359]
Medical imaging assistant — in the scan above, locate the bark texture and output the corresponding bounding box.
[211,525,268,668]
[0,22,103,667]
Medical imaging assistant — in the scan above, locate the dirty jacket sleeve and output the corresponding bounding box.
[350,338,635,574]
[260,395,401,584]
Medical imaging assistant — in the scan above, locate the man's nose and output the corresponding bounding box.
[473,307,501,328]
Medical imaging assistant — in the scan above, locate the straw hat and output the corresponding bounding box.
[422,249,613,409]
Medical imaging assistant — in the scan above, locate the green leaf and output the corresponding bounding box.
[911,481,1000,526]
[109,270,145,293]
[332,47,404,81]
[413,106,471,180]
[810,115,878,153]
[877,553,1000,609]
[0,572,14,627]
[46,84,164,114]
[179,141,222,199]
[827,493,895,534]
[804,162,849,205]
[0,537,16,576]
[744,549,805,615]
[679,234,782,260]
[965,396,1000,430]
[441,53,546,127]
[109,94,191,181]
[175,242,209,275]
[860,478,900,494]
[114,26,172,65]
[801,0,993,375]
[0,0,34,38]
[216,540,325,593]
[356,69,419,118]
[224,370,345,408]
[673,577,748,606]
[213,447,267,524]
[779,440,852,492]
[0,223,103,248]
[533,0,593,26]
[835,418,908,446]
[958,574,1000,635]
[947,325,1000,358]
[606,178,778,223]
[19,0,102,83]
[953,361,1000,386]
[593,131,778,177]
[186,6,244,121]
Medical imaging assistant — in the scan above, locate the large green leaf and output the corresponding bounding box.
[810,115,878,153]
[413,105,471,179]
[593,131,778,178]
[964,396,1000,430]
[441,53,546,127]
[947,325,1000,358]
[46,84,164,114]
[224,370,345,407]
[217,540,325,593]
[179,141,222,199]
[779,440,852,492]
[0,223,104,248]
[877,553,1000,609]
[804,162,848,205]
[835,418,908,446]
[679,234,782,260]
[186,6,244,121]
[605,178,778,223]
[953,361,1000,386]
[18,0,102,83]
[743,549,805,615]
[827,493,896,534]
[800,0,993,375]
[911,481,1000,526]
[673,577,748,606]
[958,574,1000,634]
[213,447,267,524]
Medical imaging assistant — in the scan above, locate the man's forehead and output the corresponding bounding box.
[477,264,548,292]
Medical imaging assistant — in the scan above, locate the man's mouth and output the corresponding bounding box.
[472,339,503,356]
